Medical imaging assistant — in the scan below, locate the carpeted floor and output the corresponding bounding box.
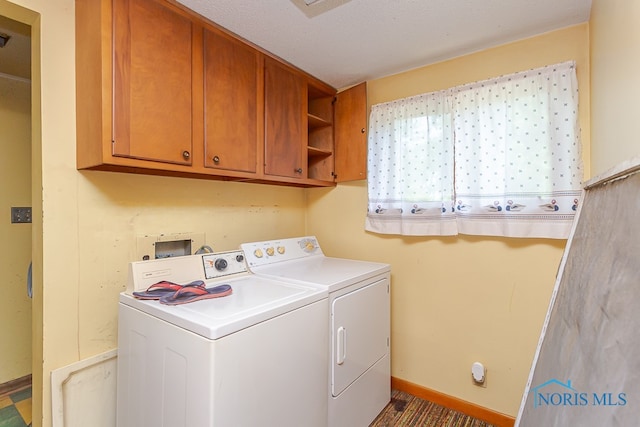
[1,383,492,427]
[370,390,496,427]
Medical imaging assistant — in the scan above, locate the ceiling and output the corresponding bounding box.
[179,0,592,89]
[0,0,592,88]
[0,15,30,80]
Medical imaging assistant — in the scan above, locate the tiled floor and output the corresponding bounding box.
[0,385,31,427]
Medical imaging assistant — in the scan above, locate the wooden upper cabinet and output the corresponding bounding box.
[203,29,261,174]
[334,82,368,181]
[77,0,365,187]
[113,0,194,165]
[264,57,306,179]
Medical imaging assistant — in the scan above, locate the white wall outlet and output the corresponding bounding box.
[471,362,486,387]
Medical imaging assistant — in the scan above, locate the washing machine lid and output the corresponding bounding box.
[119,275,326,340]
[249,256,390,293]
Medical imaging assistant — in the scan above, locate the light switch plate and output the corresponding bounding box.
[11,207,32,223]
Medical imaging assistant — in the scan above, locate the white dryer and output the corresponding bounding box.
[241,236,391,427]
[117,250,328,427]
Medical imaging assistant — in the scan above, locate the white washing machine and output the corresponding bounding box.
[117,250,328,427]
[241,236,391,427]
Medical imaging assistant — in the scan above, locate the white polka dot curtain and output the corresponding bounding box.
[366,61,582,239]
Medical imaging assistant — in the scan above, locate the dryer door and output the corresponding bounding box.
[331,277,390,397]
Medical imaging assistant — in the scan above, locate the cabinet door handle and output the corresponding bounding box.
[213,156,220,164]
[182,150,191,160]
[361,128,366,133]
[294,168,303,174]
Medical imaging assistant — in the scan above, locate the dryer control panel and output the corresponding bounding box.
[241,236,324,268]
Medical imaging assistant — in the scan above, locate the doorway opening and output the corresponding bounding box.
[0,11,32,427]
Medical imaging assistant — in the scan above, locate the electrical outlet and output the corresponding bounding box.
[11,207,32,223]
[471,362,487,388]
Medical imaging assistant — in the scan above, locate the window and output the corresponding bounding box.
[367,61,582,239]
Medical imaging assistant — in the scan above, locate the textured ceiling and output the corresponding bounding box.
[179,0,592,89]
[1,1,592,88]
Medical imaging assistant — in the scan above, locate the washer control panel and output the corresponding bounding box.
[241,236,324,268]
[202,250,247,279]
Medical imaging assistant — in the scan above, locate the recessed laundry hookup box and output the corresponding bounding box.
[136,232,206,260]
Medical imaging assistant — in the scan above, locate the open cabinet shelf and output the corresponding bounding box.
[308,145,332,157]
[308,113,331,129]
[307,82,335,182]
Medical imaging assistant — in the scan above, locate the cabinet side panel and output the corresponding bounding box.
[76,0,110,168]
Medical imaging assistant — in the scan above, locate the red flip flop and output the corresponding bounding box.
[132,280,205,300]
[159,284,233,305]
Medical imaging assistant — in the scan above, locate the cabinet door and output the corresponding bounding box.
[203,29,260,173]
[113,0,194,165]
[334,82,368,181]
[264,58,306,179]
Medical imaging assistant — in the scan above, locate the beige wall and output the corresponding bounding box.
[590,0,640,176]
[0,74,32,384]
[307,24,590,416]
[75,173,306,358]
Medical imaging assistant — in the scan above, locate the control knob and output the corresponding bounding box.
[214,258,228,271]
